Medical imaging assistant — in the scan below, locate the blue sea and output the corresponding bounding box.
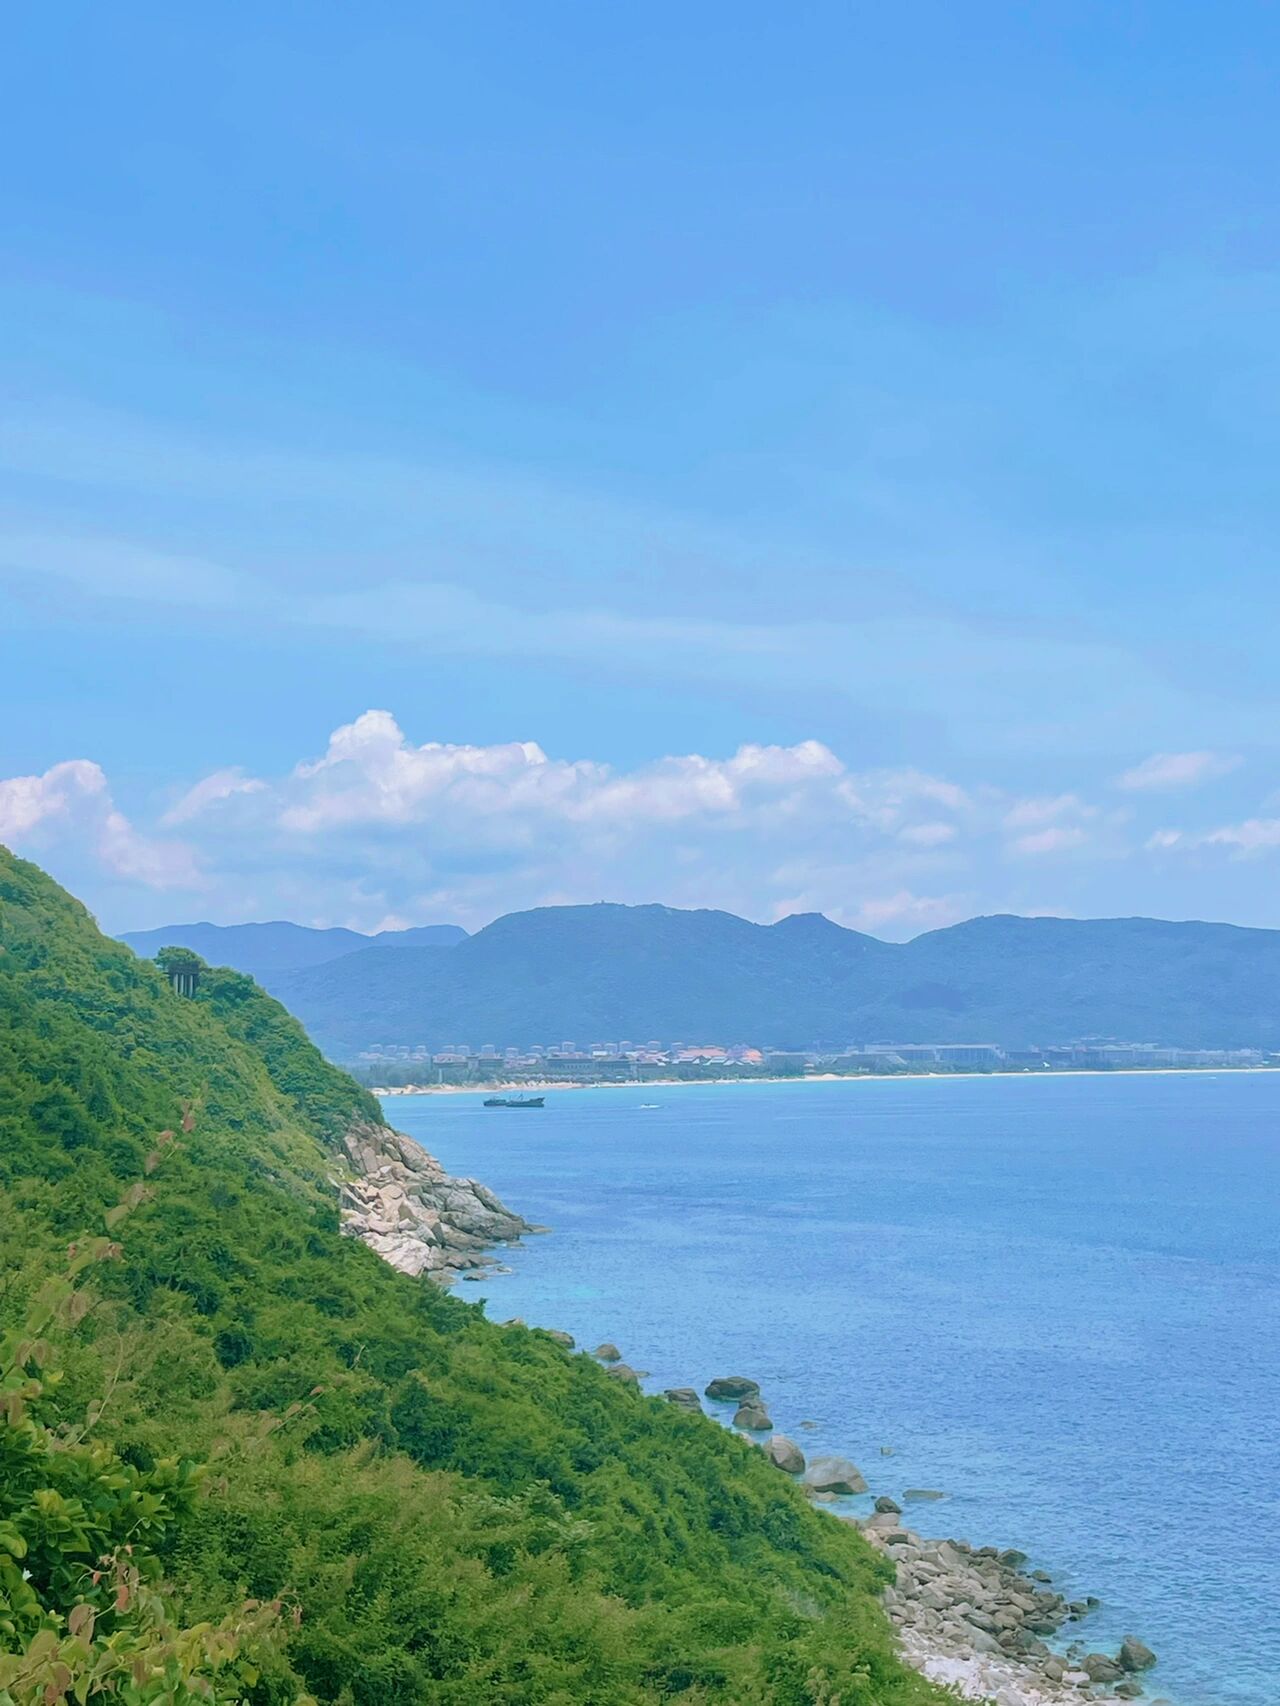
[384,1073,1280,1706]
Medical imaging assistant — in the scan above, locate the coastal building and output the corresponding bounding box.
[863,1043,1006,1068]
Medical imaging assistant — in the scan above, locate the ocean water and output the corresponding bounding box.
[384,1073,1280,1706]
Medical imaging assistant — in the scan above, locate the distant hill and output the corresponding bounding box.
[245,901,1280,1057]
[120,917,467,988]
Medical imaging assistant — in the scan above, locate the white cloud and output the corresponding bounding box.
[1113,751,1242,792]
[0,758,107,840]
[1151,818,1280,857]
[97,810,201,888]
[1008,825,1088,857]
[1206,820,1280,854]
[76,712,986,930]
[847,889,969,932]
[0,759,201,889]
[898,821,957,847]
[9,710,1259,934]
[266,711,854,836]
[163,767,267,826]
[1003,792,1090,829]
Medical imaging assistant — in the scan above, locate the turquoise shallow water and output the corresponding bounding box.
[384,1073,1280,1706]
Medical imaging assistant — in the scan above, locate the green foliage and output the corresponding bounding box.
[0,847,944,1705]
[155,946,204,974]
[0,1192,288,1706]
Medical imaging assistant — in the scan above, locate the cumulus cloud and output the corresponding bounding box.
[5,711,1219,934]
[0,759,105,840]
[46,711,988,932]
[262,712,853,836]
[1113,751,1241,792]
[0,759,200,889]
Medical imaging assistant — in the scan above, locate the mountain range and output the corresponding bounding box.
[125,901,1280,1058]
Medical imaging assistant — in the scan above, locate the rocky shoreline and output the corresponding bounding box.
[867,1521,1163,1705]
[335,1137,1178,1706]
[650,1366,1172,1706]
[335,1119,536,1281]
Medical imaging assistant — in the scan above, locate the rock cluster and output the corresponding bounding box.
[579,1348,1168,1705]
[563,1341,1171,1706]
[337,1120,533,1281]
[865,1520,1159,1704]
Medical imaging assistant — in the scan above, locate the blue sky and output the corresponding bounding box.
[4,2,1280,934]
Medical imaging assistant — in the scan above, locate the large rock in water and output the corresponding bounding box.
[765,1435,805,1473]
[804,1456,868,1494]
[704,1376,760,1401]
[605,1363,640,1385]
[1119,1635,1158,1672]
[594,1343,622,1362]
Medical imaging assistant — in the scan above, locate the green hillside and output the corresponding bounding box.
[0,847,940,1706]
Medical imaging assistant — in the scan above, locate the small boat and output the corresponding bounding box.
[482,1095,545,1108]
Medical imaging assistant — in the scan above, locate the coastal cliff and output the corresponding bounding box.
[336,1118,532,1278]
